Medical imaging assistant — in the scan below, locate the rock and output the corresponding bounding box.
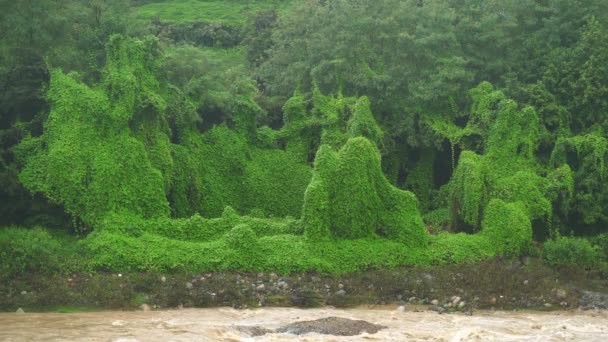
[234,325,273,337]
[20,291,27,295]
[396,306,405,313]
[338,283,344,289]
[458,301,466,309]
[420,273,433,286]
[408,296,417,303]
[256,284,265,291]
[270,273,278,281]
[160,276,166,283]
[276,317,385,336]
[544,303,552,308]
[186,282,193,289]
[489,297,497,305]
[139,304,151,312]
[555,288,567,299]
[397,294,403,301]
[16,308,24,314]
[277,281,288,289]
[431,299,439,306]
[335,289,346,296]
[452,296,461,305]
[580,291,608,310]
[524,280,529,285]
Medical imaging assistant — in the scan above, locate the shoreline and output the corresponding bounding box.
[2,259,607,313]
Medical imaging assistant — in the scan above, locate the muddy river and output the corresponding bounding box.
[1,306,607,341]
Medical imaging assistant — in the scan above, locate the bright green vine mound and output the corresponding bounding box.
[80,137,529,274]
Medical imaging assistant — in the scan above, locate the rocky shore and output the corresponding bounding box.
[2,259,607,313]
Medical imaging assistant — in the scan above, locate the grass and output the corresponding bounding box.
[135,0,294,25]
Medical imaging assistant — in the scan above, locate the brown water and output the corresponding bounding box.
[1,306,607,341]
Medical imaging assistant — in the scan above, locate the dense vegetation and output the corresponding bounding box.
[2,0,608,278]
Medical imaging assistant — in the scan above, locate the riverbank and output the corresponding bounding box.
[2,259,607,313]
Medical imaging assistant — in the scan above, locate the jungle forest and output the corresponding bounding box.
[2,0,608,296]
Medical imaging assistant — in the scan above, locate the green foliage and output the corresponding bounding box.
[428,232,495,264]
[135,0,292,25]
[449,151,486,227]
[588,233,608,261]
[0,227,80,279]
[301,174,331,241]
[347,96,383,148]
[552,133,608,225]
[542,237,599,268]
[481,200,533,257]
[18,66,170,226]
[423,208,450,234]
[303,137,427,247]
[443,83,567,239]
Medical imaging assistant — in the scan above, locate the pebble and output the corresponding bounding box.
[160,276,166,283]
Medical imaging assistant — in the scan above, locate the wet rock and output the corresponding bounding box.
[276,317,385,336]
[580,291,608,310]
[16,308,24,314]
[234,325,273,337]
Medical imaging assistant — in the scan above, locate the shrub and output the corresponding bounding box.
[0,227,66,279]
[542,237,599,268]
[481,199,532,257]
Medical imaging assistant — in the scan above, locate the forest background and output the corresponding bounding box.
[2,0,608,278]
